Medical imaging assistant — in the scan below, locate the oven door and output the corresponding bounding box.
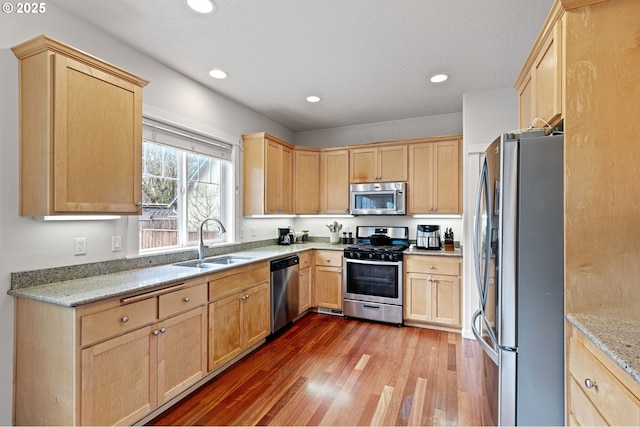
[343,258,402,305]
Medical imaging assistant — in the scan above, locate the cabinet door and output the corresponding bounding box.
[265,139,282,214]
[534,19,562,126]
[53,54,142,214]
[157,306,207,405]
[321,150,350,214]
[518,71,534,130]
[408,143,434,214]
[404,272,432,322]
[431,275,461,326]
[280,145,293,213]
[209,293,243,370]
[243,282,270,348]
[298,266,312,314]
[378,145,408,182]
[314,266,343,310]
[294,149,320,214]
[432,140,460,214]
[350,147,377,183]
[81,326,155,426]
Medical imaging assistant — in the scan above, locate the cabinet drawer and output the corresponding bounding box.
[159,283,207,319]
[315,250,343,267]
[569,376,607,426]
[209,264,270,301]
[405,256,460,276]
[81,298,156,346]
[569,337,640,426]
[298,251,313,268]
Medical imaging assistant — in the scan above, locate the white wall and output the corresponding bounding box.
[461,88,518,339]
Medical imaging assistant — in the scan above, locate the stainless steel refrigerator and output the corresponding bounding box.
[472,130,564,426]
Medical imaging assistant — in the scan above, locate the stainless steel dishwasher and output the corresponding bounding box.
[270,254,299,334]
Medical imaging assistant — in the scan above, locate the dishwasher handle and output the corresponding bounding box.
[270,255,299,271]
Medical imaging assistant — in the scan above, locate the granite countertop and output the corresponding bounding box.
[566,313,640,386]
[8,243,346,307]
[8,241,462,308]
[404,246,462,257]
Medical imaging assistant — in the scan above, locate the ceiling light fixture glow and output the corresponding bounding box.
[430,74,449,83]
[306,95,321,103]
[209,69,228,79]
[187,0,215,14]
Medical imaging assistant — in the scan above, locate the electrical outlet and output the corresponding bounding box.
[74,237,87,255]
[239,228,244,238]
[112,235,122,252]
[252,227,257,237]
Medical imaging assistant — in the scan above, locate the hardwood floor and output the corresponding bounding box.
[149,313,483,426]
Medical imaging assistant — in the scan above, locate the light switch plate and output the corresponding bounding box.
[112,235,122,252]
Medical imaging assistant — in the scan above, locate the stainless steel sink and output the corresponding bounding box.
[177,255,255,269]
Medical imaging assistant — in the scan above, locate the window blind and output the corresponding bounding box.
[142,118,232,161]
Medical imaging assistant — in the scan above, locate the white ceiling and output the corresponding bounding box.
[50,0,554,132]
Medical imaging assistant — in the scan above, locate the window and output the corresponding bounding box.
[140,119,232,252]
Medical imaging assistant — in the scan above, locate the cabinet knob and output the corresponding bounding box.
[153,329,159,336]
[121,316,129,323]
[584,378,598,390]
[300,272,304,277]
[184,296,190,303]
[160,327,166,334]
[429,265,434,269]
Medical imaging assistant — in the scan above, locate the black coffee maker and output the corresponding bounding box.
[278,227,294,245]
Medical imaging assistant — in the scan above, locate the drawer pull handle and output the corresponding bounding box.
[160,327,166,334]
[153,329,159,336]
[121,316,129,323]
[326,259,331,263]
[184,297,190,303]
[584,378,598,390]
[429,265,434,269]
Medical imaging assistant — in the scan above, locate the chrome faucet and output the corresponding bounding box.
[198,217,226,260]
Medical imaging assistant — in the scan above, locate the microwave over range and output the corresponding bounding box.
[350,182,406,215]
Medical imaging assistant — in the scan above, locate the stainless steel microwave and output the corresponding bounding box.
[350,182,406,215]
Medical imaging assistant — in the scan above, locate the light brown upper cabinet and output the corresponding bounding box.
[11,35,149,216]
[408,137,462,215]
[293,147,321,214]
[242,132,294,215]
[516,13,564,130]
[350,144,408,183]
[320,148,350,214]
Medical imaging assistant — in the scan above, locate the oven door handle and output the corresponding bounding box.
[344,258,402,267]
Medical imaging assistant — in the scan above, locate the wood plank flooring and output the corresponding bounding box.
[149,313,483,426]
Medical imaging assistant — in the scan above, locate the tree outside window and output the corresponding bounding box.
[140,140,224,251]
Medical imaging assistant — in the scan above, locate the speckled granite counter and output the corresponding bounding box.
[8,243,347,307]
[9,241,463,308]
[404,246,462,257]
[566,313,640,386]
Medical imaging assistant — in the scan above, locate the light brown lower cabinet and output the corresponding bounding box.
[14,279,208,426]
[403,255,461,329]
[314,250,343,310]
[208,262,271,370]
[567,324,640,426]
[298,251,313,314]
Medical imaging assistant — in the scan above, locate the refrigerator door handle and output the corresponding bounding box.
[473,160,491,309]
[471,309,499,364]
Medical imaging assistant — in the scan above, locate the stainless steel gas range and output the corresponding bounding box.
[343,226,409,326]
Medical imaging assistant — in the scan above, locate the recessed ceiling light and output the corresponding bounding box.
[306,96,321,103]
[187,0,215,14]
[209,69,228,79]
[430,74,449,83]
